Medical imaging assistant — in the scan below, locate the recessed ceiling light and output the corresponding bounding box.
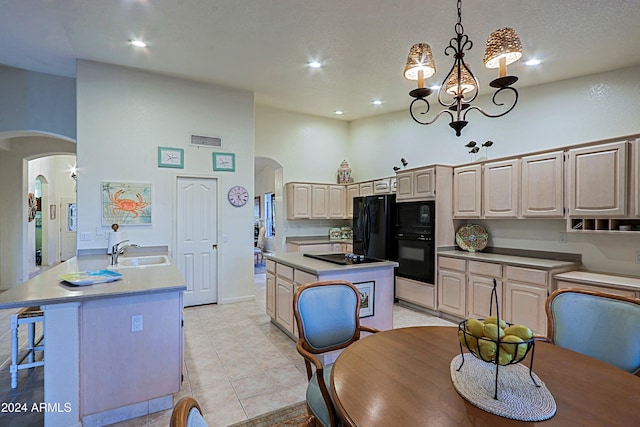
[308,61,322,68]
[371,100,383,105]
[525,58,542,66]
[334,110,344,115]
[130,40,148,48]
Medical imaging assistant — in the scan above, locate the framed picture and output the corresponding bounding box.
[157,146,184,168]
[213,152,235,172]
[355,281,375,318]
[49,204,56,220]
[102,181,152,226]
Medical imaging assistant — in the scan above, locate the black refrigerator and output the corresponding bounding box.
[353,194,397,260]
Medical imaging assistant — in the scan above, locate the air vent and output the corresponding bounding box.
[190,134,222,148]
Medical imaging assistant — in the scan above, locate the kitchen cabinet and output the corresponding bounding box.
[287,242,343,253]
[373,177,394,194]
[631,139,640,218]
[275,264,295,335]
[483,159,519,218]
[467,260,503,320]
[359,181,373,196]
[286,182,346,219]
[568,141,627,217]
[520,151,564,218]
[266,259,276,318]
[346,184,359,218]
[453,164,482,218]
[328,185,346,218]
[437,256,466,317]
[395,166,436,202]
[311,184,329,218]
[396,276,436,310]
[503,266,550,335]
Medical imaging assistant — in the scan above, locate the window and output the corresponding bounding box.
[265,192,276,237]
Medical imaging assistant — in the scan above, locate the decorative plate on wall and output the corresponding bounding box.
[455,224,489,252]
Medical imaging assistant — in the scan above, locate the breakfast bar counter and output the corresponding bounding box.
[0,249,186,427]
[265,252,398,337]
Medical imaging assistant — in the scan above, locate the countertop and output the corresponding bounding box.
[286,236,353,245]
[554,271,640,291]
[437,249,580,270]
[266,252,397,275]
[0,250,186,309]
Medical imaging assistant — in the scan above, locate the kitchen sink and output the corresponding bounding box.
[111,255,170,269]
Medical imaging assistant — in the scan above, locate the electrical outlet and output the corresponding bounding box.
[636,251,640,264]
[131,314,143,332]
[559,232,567,243]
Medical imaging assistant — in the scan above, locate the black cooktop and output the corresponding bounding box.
[303,252,384,265]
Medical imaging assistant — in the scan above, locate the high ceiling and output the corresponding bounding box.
[1,0,640,121]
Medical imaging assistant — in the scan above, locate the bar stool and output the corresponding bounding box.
[10,306,45,388]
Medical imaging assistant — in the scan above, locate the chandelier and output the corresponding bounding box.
[403,0,523,136]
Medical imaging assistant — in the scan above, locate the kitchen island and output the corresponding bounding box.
[265,252,398,338]
[0,248,186,427]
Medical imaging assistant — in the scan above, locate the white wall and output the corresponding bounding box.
[255,105,352,243]
[76,61,255,303]
[349,65,640,179]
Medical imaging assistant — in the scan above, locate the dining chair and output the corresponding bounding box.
[170,396,208,427]
[293,280,379,427]
[545,288,640,375]
[254,226,266,265]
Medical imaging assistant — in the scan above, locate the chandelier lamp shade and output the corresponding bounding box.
[403,0,523,136]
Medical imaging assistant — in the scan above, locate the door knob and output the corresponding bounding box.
[212,244,218,249]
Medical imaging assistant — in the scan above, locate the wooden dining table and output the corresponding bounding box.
[331,326,640,426]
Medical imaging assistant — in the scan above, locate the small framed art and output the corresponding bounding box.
[355,281,375,318]
[213,152,236,172]
[158,147,184,169]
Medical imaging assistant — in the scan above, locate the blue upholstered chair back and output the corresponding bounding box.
[546,289,640,374]
[296,283,358,352]
[186,408,208,427]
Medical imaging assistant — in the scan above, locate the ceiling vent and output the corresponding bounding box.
[190,134,222,148]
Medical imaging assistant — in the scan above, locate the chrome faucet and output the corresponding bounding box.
[111,240,140,265]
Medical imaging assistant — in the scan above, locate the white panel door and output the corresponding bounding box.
[177,177,218,306]
[60,198,77,261]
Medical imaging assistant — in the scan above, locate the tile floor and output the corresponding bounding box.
[0,272,454,427]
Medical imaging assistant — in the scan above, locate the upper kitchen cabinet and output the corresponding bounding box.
[359,181,374,196]
[310,184,329,218]
[568,141,627,217]
[453,164,482,218]
[483,159,519,218]
[346,184,360,218]
[327,185,346,218]
[285,183,311,219]
[632,139,640,218]
[520,151,564,218]
[373,177,396,195]
[395,167,436,202]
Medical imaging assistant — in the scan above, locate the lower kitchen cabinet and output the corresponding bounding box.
[266,272,276,318]
[503,281,548,336]
[467,260,503,319]
[437,257,466,318]
[396,276,436,310]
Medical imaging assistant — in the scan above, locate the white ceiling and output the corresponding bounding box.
[1,0,640,122]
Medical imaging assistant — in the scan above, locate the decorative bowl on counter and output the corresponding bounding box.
[329,227,343,240]
[455,224,488,252]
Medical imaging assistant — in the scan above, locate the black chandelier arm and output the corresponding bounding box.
[462,86,519,120]
[409,98,455,126]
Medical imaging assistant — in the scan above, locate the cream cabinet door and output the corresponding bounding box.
[310,184,328,218]
[373,178,391,194]
[437,268,466,318]
[395,171,413,201]
[276,278,295,335]
[359,181,374,196]
[453,164,482,218]
[328,185,346,218]
[346,184,359,218]
[414,167,436,199]
[266,273,276,319]
[568,141,627,217]
[483,159,519,218]
[467,275,503,320]
[503,281,548,336]
[521,151,564,218]
[286,183,311,219]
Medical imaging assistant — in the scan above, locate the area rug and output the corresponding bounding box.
[229,401,314,427]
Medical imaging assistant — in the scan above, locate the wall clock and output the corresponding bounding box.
[213,152,236,172]
[158,147,184,169]
[228,185,249,207]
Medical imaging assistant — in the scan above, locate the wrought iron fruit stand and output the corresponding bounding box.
[456,278,540,399]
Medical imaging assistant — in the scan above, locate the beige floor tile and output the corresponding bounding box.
[231,373,278,399]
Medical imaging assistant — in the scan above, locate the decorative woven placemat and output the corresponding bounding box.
[450,354,556,421]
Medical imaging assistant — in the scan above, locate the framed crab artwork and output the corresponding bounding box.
[102,181,152,226]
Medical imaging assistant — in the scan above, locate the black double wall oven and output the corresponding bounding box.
[394,201,436,284]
